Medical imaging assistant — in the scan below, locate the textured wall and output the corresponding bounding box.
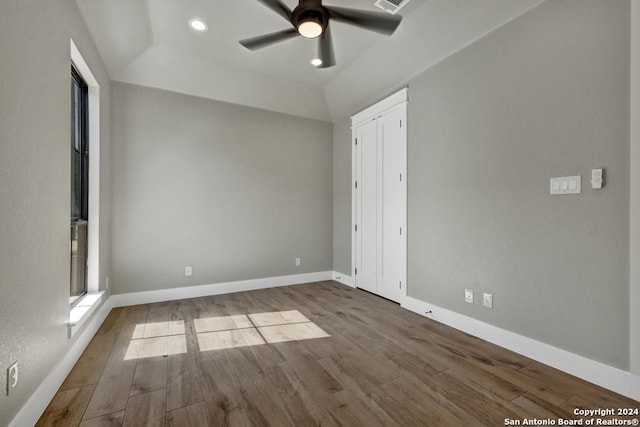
[630,0,640,375]
[333,117,352,275]
[407,0,630,369]
[0,0,111,425]
[111,83,333,294]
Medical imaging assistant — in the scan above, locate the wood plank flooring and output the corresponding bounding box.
[38,281,638,426]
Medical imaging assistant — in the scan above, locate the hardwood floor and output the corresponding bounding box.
[38,281,638,426]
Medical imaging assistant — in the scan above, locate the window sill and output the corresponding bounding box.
[68,291,105,338]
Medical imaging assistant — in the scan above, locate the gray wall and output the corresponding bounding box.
[111,83,333,294]
[408,0,629,370]
[334,0,631,369]
[631,0,640,375]
[0,1,112,425]
[333,117,352,275]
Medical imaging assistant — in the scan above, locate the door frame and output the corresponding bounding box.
[351,87,408,301]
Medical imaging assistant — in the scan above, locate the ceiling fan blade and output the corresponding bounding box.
[239,28,299,50]
[255,0,293,22]
[317,25,336,69]
[325,6,402,36]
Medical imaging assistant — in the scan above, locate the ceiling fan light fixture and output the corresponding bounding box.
[239,0,404,69]
[188,18,208,32]
[298,18,323,38]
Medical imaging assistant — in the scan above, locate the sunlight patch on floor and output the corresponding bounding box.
[124,311,330,358]
[258,321,330,343]
[132,320,185,339]
[196,310,330,352]
[197,328,266,351]
[125,320,188,360]
[248,310,310,326]
[194,314,253,333]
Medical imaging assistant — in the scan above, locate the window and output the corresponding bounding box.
[70,64,89,305]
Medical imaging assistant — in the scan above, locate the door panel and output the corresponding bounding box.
[355,120,378,293]
[378,107,405,302]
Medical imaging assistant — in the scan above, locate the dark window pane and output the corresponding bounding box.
[73,84,82,151]
[70,64,89,304]
[71,150,82,219]
[70,69,87,220]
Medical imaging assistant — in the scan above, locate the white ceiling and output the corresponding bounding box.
[76,0,546,122]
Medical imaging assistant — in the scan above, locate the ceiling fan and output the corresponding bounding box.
[239,0,403,68]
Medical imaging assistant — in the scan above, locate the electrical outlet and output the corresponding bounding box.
[105,276,110,290]
[185,266,193,277]
[295,258,301,267]
[483,293,493,309]
[7,361,18,396]
[465,289,474,304]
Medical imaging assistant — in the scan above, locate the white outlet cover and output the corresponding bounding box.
[295,258,301,266]
[185,266,193,276]
[465,289,474,304]
[483,293,493,309]
[7,361,18,395]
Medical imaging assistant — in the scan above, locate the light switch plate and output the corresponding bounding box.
[591,168,604,189]
[550,176,581,195]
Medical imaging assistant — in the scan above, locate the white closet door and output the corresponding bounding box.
[377,106,406,302]
[353,88,407,304]
[355,120,378,293]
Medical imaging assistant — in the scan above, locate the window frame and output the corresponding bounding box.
[71,64,89,222]
[70,63,89,306]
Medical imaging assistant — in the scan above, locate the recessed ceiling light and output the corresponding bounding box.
[310,58,322,67]
[188,18,208,32]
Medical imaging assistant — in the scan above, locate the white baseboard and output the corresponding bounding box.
[331,271,355,287]
[401,296,640,402]
[109,271,333,307]
[9,271,332,427]
[9,297,115,427]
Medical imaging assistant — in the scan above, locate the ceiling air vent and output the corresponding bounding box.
[374,0,410,15]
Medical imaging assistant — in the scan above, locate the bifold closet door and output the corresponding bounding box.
[355,104,406,303]
[355,120,378,294]
[377,107,406,302]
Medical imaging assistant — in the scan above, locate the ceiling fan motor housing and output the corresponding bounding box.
[292,0,329,36]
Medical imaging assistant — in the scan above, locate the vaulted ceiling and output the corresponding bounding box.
[76,0,546,121]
